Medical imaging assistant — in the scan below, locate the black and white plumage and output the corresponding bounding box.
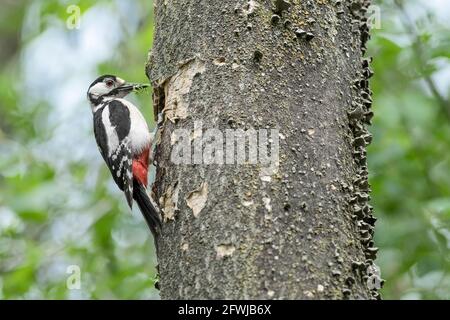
[87,75,161,238]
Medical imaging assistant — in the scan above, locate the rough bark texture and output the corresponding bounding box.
[146,0,380,299]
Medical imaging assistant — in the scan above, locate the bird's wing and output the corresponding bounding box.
[93,100,134,208]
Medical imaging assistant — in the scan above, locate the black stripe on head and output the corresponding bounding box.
[88,92,104,105]
[88,75,117,91]
[87,75,119,105]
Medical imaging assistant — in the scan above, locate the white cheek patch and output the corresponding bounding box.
[89,82,110,97]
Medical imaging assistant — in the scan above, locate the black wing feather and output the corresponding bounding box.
[108,100,130,141]
[93,105,108,163]
[93,101,134,207]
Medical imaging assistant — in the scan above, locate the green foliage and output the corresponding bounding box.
[369,0,450,299]
[0,0,448,299]
[0,0,158,299]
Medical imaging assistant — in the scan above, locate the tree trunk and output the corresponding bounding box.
[146,0,380,299]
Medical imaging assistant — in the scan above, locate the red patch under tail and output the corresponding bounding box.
[132,147,150,186]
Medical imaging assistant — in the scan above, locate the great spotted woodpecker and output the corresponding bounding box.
[87,75,161,238]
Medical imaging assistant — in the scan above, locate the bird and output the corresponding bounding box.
[86,75,161,239]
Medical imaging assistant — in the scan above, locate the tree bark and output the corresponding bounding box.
[146,0,380,299]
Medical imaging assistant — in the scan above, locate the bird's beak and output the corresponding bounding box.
[115,82,150,95]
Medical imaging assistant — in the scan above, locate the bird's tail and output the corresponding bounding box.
[133,180,162,239]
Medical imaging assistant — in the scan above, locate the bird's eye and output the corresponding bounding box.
[105,80,114,87]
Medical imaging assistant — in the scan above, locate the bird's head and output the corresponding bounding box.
[87,75,149,107]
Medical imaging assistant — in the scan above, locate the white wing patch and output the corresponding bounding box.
[102,106,119,157]
[115,98,151,155]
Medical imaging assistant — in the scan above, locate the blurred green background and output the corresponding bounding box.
[0,0,448,299]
